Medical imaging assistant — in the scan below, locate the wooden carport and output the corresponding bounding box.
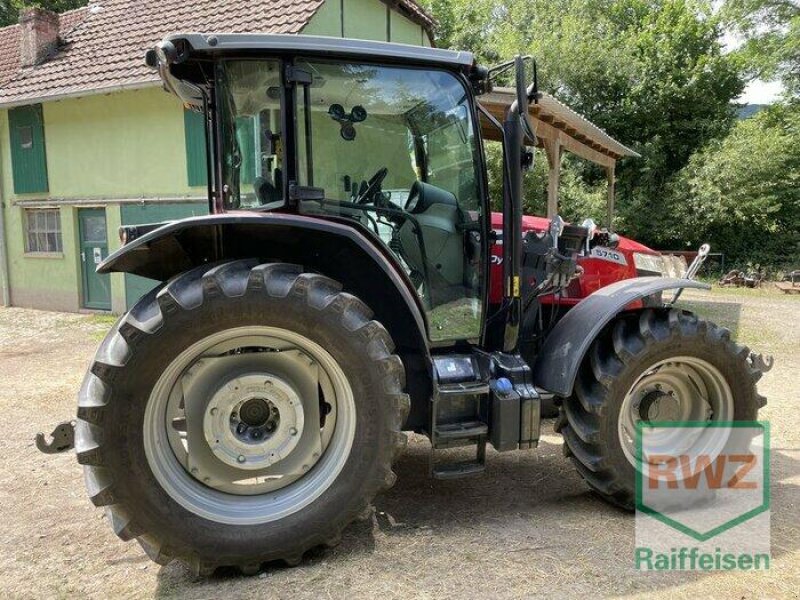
[479,90,639,230]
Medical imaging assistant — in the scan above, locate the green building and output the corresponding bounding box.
[0,0,434,313]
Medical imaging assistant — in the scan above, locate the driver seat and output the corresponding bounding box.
[398,181,468,308]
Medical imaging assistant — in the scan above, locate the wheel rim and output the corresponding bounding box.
[143,326,356,525]
[617,356,734,469]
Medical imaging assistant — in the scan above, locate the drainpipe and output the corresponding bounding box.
[0,186,9,307]
[0,88,9,305]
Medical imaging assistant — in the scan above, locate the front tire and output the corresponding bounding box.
[557,308,766,509]
[75,260,409,574]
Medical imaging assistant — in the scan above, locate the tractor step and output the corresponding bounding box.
[432,461,486,480]
[438,382,491,397]
[435,421,488,441]
[429,355,491,479]
[430,420,487,480]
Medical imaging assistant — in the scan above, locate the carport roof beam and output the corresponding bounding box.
[478,89,640,164]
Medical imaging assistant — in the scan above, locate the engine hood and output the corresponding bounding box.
[490,212,659,255]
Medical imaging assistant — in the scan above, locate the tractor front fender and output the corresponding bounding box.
[100,212,433,427]
[532,277,710,397]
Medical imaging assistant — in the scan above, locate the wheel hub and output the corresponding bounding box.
[203,373,304,471]
[231,397,280,444]
[637,389,680,421]
[239,397,275,429]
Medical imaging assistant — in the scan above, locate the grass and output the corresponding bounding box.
[89,314,118,326]
[427,298,482,341]
[678,287,794,350]
[87,313,118,340]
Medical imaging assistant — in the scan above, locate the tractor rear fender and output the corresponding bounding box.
[532,276,711,397]
[99,212,433,427]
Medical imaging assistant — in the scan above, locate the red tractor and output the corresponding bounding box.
[36,34,769,575]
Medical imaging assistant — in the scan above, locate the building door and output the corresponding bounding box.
[78,208,111,310]
[120,202,207,309]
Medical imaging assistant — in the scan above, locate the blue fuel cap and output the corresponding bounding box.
[494,377,513,395]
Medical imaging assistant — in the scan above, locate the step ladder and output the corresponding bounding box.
[429,381,490,479]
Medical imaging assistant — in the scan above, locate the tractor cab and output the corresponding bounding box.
[151,35,490,344]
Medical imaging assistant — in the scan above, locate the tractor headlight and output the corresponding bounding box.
[633,252,667,277]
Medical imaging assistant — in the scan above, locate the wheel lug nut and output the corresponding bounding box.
[237,455,246,463]
[210,407,218,416]
[289,427,298,436]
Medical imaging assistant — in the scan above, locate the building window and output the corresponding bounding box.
[25,208,62,254]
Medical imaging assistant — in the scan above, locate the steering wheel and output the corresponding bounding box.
[356,167,388,205]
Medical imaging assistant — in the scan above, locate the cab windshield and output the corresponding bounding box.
[219,59,486,343]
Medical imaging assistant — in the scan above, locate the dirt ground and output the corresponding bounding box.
[0,287,798,599]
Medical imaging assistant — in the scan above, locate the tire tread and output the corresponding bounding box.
[560,308,766,509]
[77,261,409,575]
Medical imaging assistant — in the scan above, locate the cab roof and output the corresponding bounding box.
[163,33,475,67]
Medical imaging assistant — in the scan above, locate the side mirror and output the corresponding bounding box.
[514,56,537,145]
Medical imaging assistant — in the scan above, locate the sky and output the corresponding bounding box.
[739,79,784,104]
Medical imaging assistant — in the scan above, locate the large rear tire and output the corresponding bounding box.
[75,260,409,574]
[557,308,766,509]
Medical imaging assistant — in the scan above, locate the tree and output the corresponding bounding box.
[425,0,745,250]
[0,1,89,27]
[669,103,800,267]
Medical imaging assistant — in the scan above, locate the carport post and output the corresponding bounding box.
[606,163,616,232]
[544,136,562,218]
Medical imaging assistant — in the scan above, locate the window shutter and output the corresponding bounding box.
[9,104,49,194]
[184,109,208,187]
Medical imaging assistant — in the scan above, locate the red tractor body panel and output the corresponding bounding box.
[489,212,659,304]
